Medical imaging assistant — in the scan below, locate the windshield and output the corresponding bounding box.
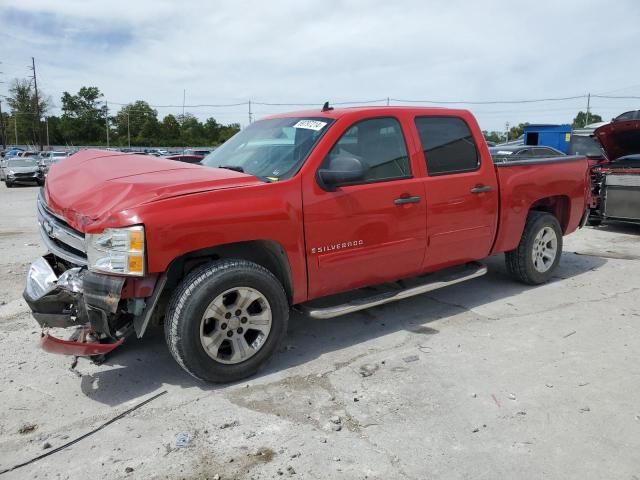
[568,135,603,156]
[201,117,333,181]
[8,158,38,167]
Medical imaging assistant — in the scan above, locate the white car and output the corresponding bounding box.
[39,151,70,175]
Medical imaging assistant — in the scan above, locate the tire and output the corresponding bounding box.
[165,259,289,383]
[5,181,13,188]
[587,217,602,227]
[505,211,563,285]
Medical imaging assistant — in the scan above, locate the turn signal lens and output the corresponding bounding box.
[86,225,146,276]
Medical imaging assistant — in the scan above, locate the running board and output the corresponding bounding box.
[300,262,487,319]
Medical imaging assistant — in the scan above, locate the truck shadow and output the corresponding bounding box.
[82,252,607,406]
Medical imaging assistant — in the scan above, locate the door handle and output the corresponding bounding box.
[394,196,422,205]
[470,185,493,194]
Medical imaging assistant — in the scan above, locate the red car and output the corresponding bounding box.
[25,106,591,382]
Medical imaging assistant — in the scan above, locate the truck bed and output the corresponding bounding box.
[491,155,589,254]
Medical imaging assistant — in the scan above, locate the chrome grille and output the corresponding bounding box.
[37,190,88,266]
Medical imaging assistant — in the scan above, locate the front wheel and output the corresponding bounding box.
[5,181,13,188]
[505,211,562,285]
[165,259,289,383]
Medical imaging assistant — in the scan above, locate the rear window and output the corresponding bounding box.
[415,117,479,175]
[568,135,603,156]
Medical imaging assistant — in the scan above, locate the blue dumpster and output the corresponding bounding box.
[523,124,572,153]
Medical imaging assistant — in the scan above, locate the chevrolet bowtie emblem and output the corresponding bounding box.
[42,219,54,236]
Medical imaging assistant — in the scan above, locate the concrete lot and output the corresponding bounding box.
[0,184,639,480]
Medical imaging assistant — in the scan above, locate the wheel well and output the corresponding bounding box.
[164,240,294,303]
[529,195,570,233]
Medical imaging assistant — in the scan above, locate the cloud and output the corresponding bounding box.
[1,0,639,130]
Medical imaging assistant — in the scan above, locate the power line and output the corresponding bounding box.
[389,95,587,105]
[107,101,249,108]
[591,94,640,100]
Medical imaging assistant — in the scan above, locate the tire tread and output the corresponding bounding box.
[164,259,288,383]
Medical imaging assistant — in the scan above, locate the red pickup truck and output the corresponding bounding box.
[24,106,591,382]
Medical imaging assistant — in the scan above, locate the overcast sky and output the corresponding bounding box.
[1,0,639,131]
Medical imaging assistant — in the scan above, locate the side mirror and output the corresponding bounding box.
[317,155,366,191]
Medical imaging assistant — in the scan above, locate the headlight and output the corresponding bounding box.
[86,226,145,276]
[7,170,15,176]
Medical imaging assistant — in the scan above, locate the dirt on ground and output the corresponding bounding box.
[0,184,639,479]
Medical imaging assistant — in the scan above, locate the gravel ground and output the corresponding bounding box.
[0,184,639,480]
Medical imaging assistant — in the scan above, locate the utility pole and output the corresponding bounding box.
[505,122,510,142]
[248,100,253,124]
[127,112,131,150]
[585,93,591,127]
[14,115,17,145]
[0,64,5,149]
[386,97,390,106]
[0,99,5,150]
[105,101,110,148]
[30,57,43,151]
[182,89,186,153]
[45,117,49,148]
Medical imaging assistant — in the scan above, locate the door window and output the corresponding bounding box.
[324,117,410,183]
[415,117,479,175]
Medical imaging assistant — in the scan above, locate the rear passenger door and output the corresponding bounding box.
[412,116,499,270]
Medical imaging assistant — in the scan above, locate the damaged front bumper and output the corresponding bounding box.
[23,255,130,356]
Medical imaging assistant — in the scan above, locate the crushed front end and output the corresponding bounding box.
[589,120,640,225]
[24,190,163,357]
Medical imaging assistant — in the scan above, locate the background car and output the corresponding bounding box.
[489,145,565,161]
[184,149,212,156]
[39,151,70,176]
[165,154,204,164]
[1,147,25,158]
[3,157,44,187]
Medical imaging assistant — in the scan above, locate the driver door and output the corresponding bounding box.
[302,116,427,299]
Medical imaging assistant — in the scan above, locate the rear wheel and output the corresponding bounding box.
[505,211,562,285]
[165,259,289,383]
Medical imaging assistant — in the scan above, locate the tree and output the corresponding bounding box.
[45,116,65,146]
[6,78,49,146]
[572,111,603,128]
[114,101,158,146]
[161,114,181,144]
[203,117,221,144]
[60,86,107,144]
[138,116,162,145]
[482,130,505,144]
[508,123,529,141]
[218,123,240,143]
[179,113,205,145]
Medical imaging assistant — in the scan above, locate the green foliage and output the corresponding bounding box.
[6,78,49,146]
[60,86,107,144]
[572,111,603,128]
[482,130,505,144]
[2,80,242,148]
[508,123,529,141]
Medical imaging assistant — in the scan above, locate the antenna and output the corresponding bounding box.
[322,101,333,112]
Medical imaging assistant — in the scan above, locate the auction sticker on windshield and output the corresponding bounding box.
[293,120,328,131]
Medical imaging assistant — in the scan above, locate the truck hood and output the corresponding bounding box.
[44,149,261,229]
[594,120,640,160]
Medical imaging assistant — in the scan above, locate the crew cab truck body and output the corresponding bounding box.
[24,107,590,382]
